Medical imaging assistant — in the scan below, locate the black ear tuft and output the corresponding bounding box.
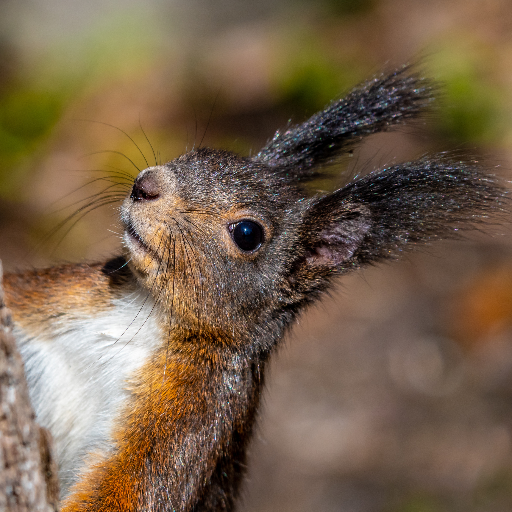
[254,65,434,182]
[290,157,508,290]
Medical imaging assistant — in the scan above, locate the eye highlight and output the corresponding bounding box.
[229,220,264,252]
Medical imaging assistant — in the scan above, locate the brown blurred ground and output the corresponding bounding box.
[2,1,512,511]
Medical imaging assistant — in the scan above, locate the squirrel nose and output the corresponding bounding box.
[131,172,160,201]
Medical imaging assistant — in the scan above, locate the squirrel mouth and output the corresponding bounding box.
[125,221,165,267]
[126,222,151,255]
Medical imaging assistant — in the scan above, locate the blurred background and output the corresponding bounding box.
[2,0,512,510]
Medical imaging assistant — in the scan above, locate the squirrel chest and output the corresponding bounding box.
[4,265,164,493]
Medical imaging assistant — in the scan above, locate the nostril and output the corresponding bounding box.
[131,173,160,201]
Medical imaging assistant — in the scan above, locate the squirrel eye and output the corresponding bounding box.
[229,220,264,252]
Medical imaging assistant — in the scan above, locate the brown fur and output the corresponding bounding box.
[4,263,129,337]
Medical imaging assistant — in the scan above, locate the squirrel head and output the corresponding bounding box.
[120,67,507,351]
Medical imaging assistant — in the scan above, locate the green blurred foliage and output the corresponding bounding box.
[321,0,377,16]
[428,40,508,146]
[0,85,65,199]
[390,494,445,512]
[472,469,512,510]
[272,29,371,113]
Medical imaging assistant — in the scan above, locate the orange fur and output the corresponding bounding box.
[4,264,118,330]
[62,328,256,511]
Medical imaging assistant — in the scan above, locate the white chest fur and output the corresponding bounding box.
[15,292,164,496]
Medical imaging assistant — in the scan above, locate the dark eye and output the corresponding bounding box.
[229,220,264,252]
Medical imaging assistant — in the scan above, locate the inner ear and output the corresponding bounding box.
[306,206,372,267]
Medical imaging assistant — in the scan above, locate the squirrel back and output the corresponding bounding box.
[3,66,508,511]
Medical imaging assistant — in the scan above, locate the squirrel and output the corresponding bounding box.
[2,66,508,511]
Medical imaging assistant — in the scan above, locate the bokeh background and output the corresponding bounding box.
[2,0,512,510]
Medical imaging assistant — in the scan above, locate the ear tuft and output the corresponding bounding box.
[254,65,434,183]
[288,156,508,296]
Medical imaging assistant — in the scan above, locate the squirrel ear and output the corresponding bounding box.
[290,157,507,288]
[302,203,371,268]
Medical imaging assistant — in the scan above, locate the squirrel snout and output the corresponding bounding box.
[130,171,160,202]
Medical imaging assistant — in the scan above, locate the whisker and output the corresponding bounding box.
[83,168,135,183]
[199,88,221,149]
[75,119,150,168]
[102,165,138,181]
[171,220,209,328]
[50,183,129,215]
[179,218,223,260]
[86,150,141,173]
[181,209,218,216]
[162,236,176,384]
[103,242,170,362]
[193,107,198,151]
[48,198,125,255]
[40,193,125,247]
[92,284,166,371]
[46,174,130,210]
[139,117,158,167]
[90,226,169,371]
